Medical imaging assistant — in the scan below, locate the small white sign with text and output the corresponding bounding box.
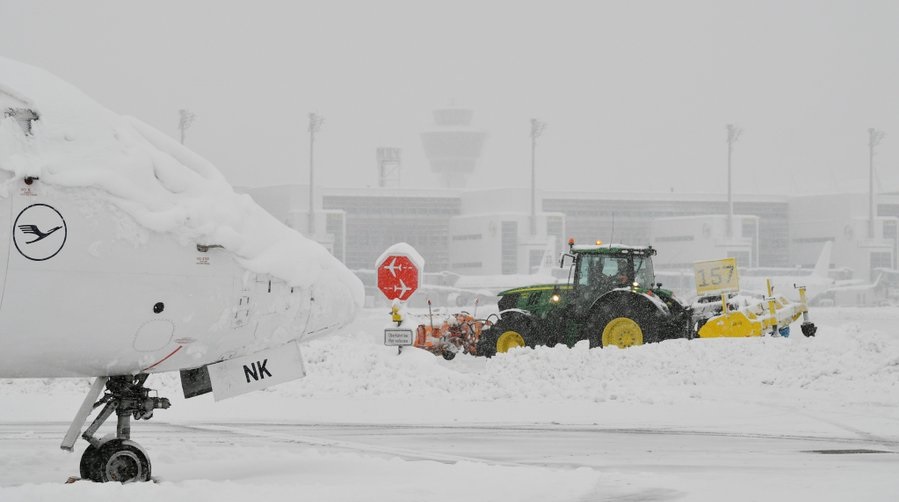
[207,341,306,401]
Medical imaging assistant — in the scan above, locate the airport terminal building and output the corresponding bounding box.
[241,107,899,285]
[243,183,899,285]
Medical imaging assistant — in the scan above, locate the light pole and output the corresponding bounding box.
[308,112,324,237]
[178,109,195,145]
[530,118,546,236]
[868,128,885,239]
[726,124,742,239]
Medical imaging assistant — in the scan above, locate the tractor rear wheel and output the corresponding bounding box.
[587,298,660,349]
[601,316,644,348]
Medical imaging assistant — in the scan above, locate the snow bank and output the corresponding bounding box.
[6,308,896,416]
[278,311,899,410]
[0,56,362,304]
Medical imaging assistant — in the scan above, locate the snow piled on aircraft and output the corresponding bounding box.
[0,56,363,311]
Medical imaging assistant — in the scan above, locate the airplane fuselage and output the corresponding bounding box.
[0,179,351,378]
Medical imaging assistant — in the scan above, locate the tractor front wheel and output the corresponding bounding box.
[478,315,533,357]
[496,330,526,353]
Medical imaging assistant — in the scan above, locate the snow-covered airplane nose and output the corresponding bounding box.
[0,55,367,482]
[0,55,364,380]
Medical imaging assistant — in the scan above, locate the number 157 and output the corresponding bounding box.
[698,265,734,286]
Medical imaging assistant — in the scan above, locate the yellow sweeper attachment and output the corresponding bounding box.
[697,280,817,338]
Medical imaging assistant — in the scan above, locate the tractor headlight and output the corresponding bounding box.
[550,293,561,303]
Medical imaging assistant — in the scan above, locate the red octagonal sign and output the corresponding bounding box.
[377,254,420,301]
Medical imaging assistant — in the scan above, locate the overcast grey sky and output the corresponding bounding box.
[2,0,898,195]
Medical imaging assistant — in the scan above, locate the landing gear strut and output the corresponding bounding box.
[61,374,170,482]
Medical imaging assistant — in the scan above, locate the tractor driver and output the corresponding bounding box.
[610,258,630,286]
[587,257,629,290]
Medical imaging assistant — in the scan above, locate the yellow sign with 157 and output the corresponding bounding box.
[693,257,740,295]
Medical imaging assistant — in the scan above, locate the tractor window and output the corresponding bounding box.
[603,259,625,277]
[633,256,655,287]
[577,255,629,287]
[577,255,599,285]
[577,254,612,286]
[577,253,655,288]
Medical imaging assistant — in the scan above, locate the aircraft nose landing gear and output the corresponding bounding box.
[61,374,170,483]
[80,439,151,483]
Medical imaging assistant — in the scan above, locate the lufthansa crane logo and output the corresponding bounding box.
[13,204,67,261]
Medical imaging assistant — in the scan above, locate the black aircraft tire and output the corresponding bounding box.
[95,439,152,483]
[79,444,103,482]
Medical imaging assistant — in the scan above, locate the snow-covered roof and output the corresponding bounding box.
[570,243,653,253]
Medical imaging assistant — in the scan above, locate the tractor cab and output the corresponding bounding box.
[569,244,657,292]
[560,241,662,311]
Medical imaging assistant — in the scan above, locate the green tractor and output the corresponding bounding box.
[477,241,694,356]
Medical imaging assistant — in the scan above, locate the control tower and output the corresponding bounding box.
[420,107,487,188]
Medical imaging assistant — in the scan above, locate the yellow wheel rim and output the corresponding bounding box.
[601,317,644,348]
[496,331,526,353]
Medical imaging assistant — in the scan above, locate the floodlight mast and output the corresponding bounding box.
[308,112,324,236]
[726,124,742,239]
[868,128,885,239]
[178,109,196,145]
[530,118,546,236]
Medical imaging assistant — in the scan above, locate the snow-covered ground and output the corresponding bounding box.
[2,306,898,501]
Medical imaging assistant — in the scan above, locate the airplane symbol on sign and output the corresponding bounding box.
[391,279,411,298]
[384,257,404,278]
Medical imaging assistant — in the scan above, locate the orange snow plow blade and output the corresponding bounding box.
[413,312,492,359]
